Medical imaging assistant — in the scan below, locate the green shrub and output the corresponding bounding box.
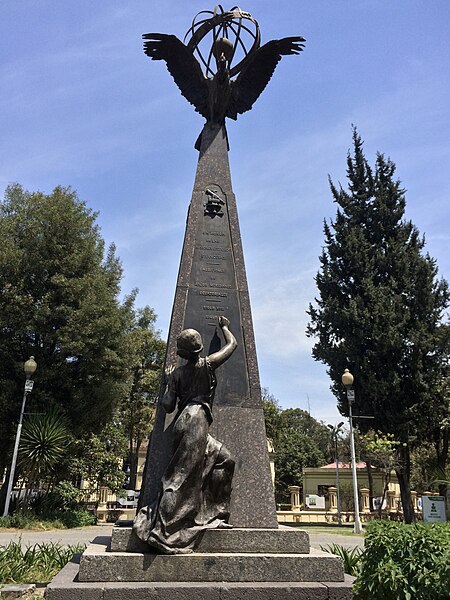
[31,481,86,515]
[0,508,95,530]
[353,520,450,599]
[320,543,363,576]
[59,509,96,528]
[0,513,65,530]
[0,541,86,584]
[27,482,96,527]
[0,513,37,529]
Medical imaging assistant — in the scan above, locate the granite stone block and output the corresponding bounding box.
[47,568,353,600]
[78,540,344,583]
[219,582,330,600]
[111,527,310,554]
[0,583,36,599]
[325,577,356,600]
[46,549,353,600]
[45,557,103,600]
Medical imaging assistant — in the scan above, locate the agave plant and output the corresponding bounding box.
[0,540,86,584]
[320,543,363,576]
[18,410,71,509]
[430,467,450,488]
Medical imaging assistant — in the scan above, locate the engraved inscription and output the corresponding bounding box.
[195,282,232,289]
[196,245,230,251]
[198,291,227,298]
[202,267,225,273]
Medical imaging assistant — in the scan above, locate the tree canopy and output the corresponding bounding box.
[262,391,330,500]
[120,305,166,490]
[307,129,449,521]
[0,184,155,506]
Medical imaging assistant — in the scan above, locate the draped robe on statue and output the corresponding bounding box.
[134,357,235,554]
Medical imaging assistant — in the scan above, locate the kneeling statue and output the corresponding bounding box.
[134,316,237,554]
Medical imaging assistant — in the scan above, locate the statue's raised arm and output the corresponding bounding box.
[207,315,237,369]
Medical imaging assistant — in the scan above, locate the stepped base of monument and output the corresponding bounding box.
[78,538,343,583]
[47,555,354,600]
[46,529,354,599]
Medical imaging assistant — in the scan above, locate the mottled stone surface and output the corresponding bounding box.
[111,527,148,553]
[0,583,37,599]
[111,527,310,554]
[46,556,103,600]
[139,124,277,528]
[78,539,344,583]
[47,557,354,600]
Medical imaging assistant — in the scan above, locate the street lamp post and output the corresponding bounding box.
[328,422,344,527]
[3,356,37,517]
[342,368,362,534]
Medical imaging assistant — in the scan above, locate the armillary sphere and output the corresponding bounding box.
[184,5,261,78]
[143,6,305,126]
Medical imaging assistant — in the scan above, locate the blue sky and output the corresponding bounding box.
[1,1,449,424]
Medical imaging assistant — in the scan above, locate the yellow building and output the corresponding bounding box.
[303,461,396,505]
[277,462,415,525]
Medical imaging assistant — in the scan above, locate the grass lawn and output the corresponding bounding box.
[282,523,365,536]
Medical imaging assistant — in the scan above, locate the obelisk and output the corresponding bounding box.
[140,123,277,527]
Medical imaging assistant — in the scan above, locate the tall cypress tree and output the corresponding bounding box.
[307,130,448,522]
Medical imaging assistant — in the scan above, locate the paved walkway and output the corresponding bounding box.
[0,525,113,548]
[307,531,364,550]
[0,525,364,550]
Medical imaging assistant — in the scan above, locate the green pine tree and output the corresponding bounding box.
[307,130,449,523]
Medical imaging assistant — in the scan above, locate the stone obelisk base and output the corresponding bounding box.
[46,528,354,599]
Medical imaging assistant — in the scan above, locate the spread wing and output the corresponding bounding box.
[143,33,209,119]
[227,36,305,119]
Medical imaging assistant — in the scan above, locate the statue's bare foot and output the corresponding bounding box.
[217,521,233,529]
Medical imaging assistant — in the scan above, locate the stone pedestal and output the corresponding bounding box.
[46,528,354,599]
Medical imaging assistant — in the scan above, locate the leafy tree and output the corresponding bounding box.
[428,323,450,497]
[0,184,136,510]
[339,483,355,513]
[410,444,437,494]
[261,391,327,500]
[360,430,402,517]
[275,429,325,499]
[70,420,128,495]
[120,306,165,490]
[307,130,449,523]
[281,408,332,463]
[261,388,283,449]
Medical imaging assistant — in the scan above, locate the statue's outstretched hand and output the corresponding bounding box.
[218,316,230,329]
